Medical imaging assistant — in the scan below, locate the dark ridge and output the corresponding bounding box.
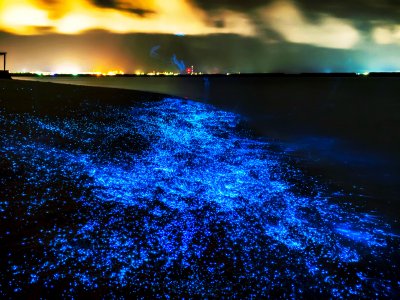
[0,79,172,115]
[369,72,400,77]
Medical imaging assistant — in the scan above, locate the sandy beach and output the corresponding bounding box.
[1,78,399,298]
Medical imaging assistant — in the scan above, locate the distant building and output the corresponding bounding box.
[186,65,194,75]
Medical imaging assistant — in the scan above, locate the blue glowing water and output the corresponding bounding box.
[0,98,399,297]
[171,55,186,73]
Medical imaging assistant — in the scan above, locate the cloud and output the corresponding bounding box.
[190,0,400,43]
[190,0,400,25]
[0,0,256,36]
[189,0,363,48]
[1,0,397,52]
[372,25,400,45]
[258,0,360,49]
[293,0,400,24]
[91,0,155,16]
[189,0,271,12]
[0,0,51,34]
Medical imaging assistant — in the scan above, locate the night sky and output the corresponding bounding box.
[1,0,400,73]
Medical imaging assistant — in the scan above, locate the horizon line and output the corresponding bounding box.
[8,71,400,78]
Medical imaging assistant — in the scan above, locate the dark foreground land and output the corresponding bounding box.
[0,79,399,298]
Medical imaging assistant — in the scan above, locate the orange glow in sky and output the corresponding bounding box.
[0,0,256,36]
[2,0,399,73]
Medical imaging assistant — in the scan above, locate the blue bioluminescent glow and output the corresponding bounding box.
[171,55,186,73]
[0,97,399,298]
[203,77,210,102]
[150,45,161,58]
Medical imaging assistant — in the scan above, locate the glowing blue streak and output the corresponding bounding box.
[171,55,186,73]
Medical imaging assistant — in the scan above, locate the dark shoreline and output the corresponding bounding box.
[1,78,171,110]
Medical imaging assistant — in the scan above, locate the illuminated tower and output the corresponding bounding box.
[186,65,194,75]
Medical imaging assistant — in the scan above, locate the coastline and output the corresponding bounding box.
[1,78,170,113]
